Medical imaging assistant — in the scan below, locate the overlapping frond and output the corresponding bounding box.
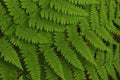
[73,68,86,80]
[54,32,83,70]
[95,50,108,80]
[40,8,81,25]
[84,62,100,80]
[0,0,120,80]
[20,0,38,14]
[67,26,96,64]
[0,37,22,69]
[45,64,58,80]
[90,5,116,43]
[3,0,27,24]
[29,11,65,32]
[67,0,98,5]
[0,4,12,34]
[15,24,52,44]
[105,45,118,80]
[113,45,120,75]
[19,43,41,80]
[0,59,18,80]
[40,44,65,80]
[61,58,73,80]
[50,0,88,16]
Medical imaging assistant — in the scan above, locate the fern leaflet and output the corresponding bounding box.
[0,37,22,69]
[55,32,84,70]
[19,43,41,80]
[40,44,65,80]
[67,26,96,64]
[0,59,18,80]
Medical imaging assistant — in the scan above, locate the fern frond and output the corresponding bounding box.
[113,44,120,75]
[80,17,109,51]
[109,0,115,21]
[9,35,23,47]
[54,32,84,70]
[67,0,98,5]
[0,4,12,34]
[0,59,18,80]
[67,26,96,64]
[61,58,73,80]
[73,67,86,80]
[100,0,120,35]
[15,25,52,44]
[3,0,27,24]
[38,0,50,9]
[96,50,108,80]
[40,8,82,25]
[45,64,58,80]
[84,62,100,80]
[40,44,65,80]
[50,0,88,16]
[20,0,38,14]
[19,76,24,80]
[0,37,22,69]
[116,2,120,18]
[95,27,116,44]
[0,4,15,36]
[100,0,108,26]
[106,22,120,35]
[29,11,65,32]
[37,19,65,32]
[19,43,41,80]
[90,5,116,44]
[1,0,120,80]
[96,65,108,80]
[105,45,117,80]
[83,30,108,51]
[32,0,38,2]
[20,0,41,33]
[114,18,120,26]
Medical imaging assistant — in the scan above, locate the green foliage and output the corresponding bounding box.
[0,0,120,80]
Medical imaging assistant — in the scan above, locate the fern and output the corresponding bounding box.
[73,67,86,80]
[0,37,22,69]
[20,0,38,14]
[50,0,88,16]
[19,76,24,80]
[45,64,58,80]
[0,0,120,80]
[105,22,120,35]
[54,32,83,70]
[84,62,100,80]
[67,0,98,5]
[113,45,120,75]
[67,26,96,64]
[83,30,108,51]
[15,24,52,44]
[109,0,115,21]
[96,50,108,80]
[29,11,65,32]
[90,5,116,44]
[40,8,82,25]
[0,59,18,80]
[0,4,12,35]
[60,58,73,80]
[40,44,65,80]
[18,42,41,80]
[105,45,118,80]
[3,0,27,24]
[100,0,120,35]
[114,18,120,26]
